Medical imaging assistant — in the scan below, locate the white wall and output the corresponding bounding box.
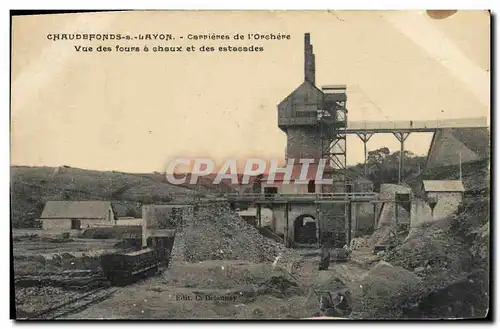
[411,192,463,227]
[42,219,72,231]
[352,202,375,235]
[376,184,411,229]
[81,219,114,228]
[115,218,143,226]
[42,218,113,230]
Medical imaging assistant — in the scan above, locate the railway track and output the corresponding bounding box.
[27,286,118,320]
[18,246,168,319]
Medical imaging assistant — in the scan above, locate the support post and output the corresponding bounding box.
[393,132,410,184]
[356,133,374,177]
[316,203,321,246]
[364,141,369,177]
[256,203,262,228]
[284,202,289,247]
[346,201,352,247]
[353,202,358,238]
[395,200,399,227]
[349,202,354,239]
[459,151,462,181]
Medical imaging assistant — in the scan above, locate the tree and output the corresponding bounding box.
[363,147,426,191]
[367,147,390,164]
[61,189,72,201]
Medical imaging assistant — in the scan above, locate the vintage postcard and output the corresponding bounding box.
[10,10,491,320]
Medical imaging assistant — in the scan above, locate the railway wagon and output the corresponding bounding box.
[100,247,168,285]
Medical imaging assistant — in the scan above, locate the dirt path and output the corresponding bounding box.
[63,250,372,319]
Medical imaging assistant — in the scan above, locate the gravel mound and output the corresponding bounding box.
[350,261,423,319]
[175,202,289,264]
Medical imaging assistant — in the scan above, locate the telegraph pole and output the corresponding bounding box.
[459,152,462,181]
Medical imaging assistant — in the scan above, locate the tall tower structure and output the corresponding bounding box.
[277,33,348,193]
[278,33,323,162]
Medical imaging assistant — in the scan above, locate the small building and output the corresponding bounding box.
[40,201,115,231]
[419,180,465,220]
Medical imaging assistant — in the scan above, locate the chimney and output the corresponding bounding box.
[304,33,315,84]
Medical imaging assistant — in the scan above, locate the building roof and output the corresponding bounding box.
[422,180,465,193]
[41,201,112,219]
[278,80,324,109]
[321,84,347,90]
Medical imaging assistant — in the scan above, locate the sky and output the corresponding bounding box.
[10,10,490,173]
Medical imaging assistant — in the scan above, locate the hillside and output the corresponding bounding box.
[405,158,490,193]
[383,157,490,318]
[10,166,203,227]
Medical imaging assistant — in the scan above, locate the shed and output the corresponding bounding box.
[40,201,115,231]
[422,180,465,194]
[420,180,465,219]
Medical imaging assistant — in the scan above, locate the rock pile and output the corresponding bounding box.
[349,236,370,251]
[350,260,424,319]
[173,202,289,264]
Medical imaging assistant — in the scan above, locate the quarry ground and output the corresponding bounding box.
[62,250,373,319]
[13,223,489,320]
[13,230,121,275]
[13,234,120,259]
[13,230,375,320]
[13,180,490,319]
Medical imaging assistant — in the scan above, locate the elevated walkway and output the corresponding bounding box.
[345,116,487,133]
[224,192,380,204]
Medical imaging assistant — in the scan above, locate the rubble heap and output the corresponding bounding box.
[350,261,423,319]
[173,202,289,264]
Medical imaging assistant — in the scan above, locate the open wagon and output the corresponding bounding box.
[100,247,169,285]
